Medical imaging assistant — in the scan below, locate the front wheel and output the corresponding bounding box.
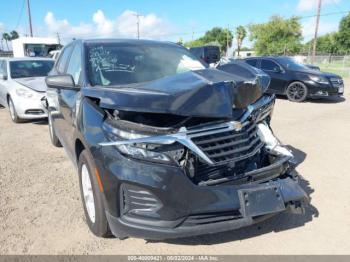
[8,97,22,123]
[286,81,308,102]
[78,150,111,237]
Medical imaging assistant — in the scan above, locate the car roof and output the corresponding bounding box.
[2,57,54,62]
[76,38,181,48]
[244,56,290,60]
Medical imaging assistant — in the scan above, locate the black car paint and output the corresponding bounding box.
[244,56,344,98]
[46,40,308,240]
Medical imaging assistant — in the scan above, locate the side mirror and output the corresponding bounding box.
[45,74,78,90]
[0,74,7,80]
[273,67,282,73]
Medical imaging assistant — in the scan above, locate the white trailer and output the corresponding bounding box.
[12,37,60,58]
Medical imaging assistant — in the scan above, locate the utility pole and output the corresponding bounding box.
[26,0,33,37]
[226,25,230,57]
[133,13,143,39]
[56,32,61,45]
[312,0,322,63]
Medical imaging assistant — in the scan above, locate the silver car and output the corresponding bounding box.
[0,57,54,122]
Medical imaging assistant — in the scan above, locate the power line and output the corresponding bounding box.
[15,0,25,31]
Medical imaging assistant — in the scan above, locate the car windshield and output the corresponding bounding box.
[87,43,206,86]
[10,60,54,79]
[276,57,310,71]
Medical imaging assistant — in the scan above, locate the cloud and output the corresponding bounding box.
[301,18,338,41]
[297,0,341,12]
[43,10,172,43]
[0,22,5,33]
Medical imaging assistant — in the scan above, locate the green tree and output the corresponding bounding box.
[235,25,247,57]
[305,32,339,55]
[249,16,303,55]
[2,33,10,50]
[336,12,350,54]
[185,27,233,54]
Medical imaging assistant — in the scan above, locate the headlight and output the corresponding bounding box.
[16,87,35,98]
[309,75,329,84]
[102,121,174,163]
[117,144,171,162]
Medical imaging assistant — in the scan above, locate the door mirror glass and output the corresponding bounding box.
[46,74,78,90]
[272,66,281,73]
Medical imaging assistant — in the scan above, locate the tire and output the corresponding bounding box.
[48,111,62,147]
[78,150,111,237]
[8,97,22,123]
[286,81,308,102]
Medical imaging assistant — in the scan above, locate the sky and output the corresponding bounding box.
[0,0,350,47]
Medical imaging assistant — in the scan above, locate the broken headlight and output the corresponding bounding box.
[117,144,171,163]
[102,121,182,164]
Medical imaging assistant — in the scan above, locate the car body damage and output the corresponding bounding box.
[46,39,309,240]
[83,68,267,119]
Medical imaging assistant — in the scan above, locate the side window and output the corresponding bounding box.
[66,44,82,85]
[245,59,258,68]
[261,59,280,71]
[56,45,73,73]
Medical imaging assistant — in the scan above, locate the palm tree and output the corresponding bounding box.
[10,30,19,40]
[235,26,247,57]
[2,33,10,51]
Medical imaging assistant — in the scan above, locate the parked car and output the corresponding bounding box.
[305,64,320,71]
[45,39,308,240]
[0,57,54,122]
[244,56,344,102]
[189,45,220,64]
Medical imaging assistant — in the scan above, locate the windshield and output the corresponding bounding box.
[87,43,206,86]
[277,57,310,71]
[10,60,54,79]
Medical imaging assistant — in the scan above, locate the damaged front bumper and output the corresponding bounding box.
[100,151,308,240]
[95,94,309,240]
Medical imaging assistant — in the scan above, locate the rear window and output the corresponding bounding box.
[87,43,206,86]
[10,60,54,79]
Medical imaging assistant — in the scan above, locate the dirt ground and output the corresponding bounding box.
[1,79,350,255]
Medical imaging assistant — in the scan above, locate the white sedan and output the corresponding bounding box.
[0,57,54,123]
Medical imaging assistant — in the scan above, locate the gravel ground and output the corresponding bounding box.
[0,79,349,255]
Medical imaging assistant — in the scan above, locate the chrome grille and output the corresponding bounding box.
[330,78,344,87]
[191,121,263,164]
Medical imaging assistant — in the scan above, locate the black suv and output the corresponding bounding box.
[244,56,344,102]
[45,39,308,240]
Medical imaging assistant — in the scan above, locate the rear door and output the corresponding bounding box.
[260,59,287,94]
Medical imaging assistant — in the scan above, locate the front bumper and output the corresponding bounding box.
[12,93,48,119]
[305,80,344,98]
[95,147,309,240]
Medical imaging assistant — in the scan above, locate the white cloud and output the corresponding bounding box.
[43,10,172,43]
[0,22,5,33]
[301,18,338,41]
[297,0,341,12]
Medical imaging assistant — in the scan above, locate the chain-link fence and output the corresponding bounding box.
[297,55,350,78]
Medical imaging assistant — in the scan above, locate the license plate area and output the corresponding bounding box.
[238,186,285,217]
[339,86,344,93]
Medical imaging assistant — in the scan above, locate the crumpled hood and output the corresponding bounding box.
[83,69,264,118]
[15,77,47,92]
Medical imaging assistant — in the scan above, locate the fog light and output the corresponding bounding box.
[315,91,328,96]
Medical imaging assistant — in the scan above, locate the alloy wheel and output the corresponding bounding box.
[81,164,96,223]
